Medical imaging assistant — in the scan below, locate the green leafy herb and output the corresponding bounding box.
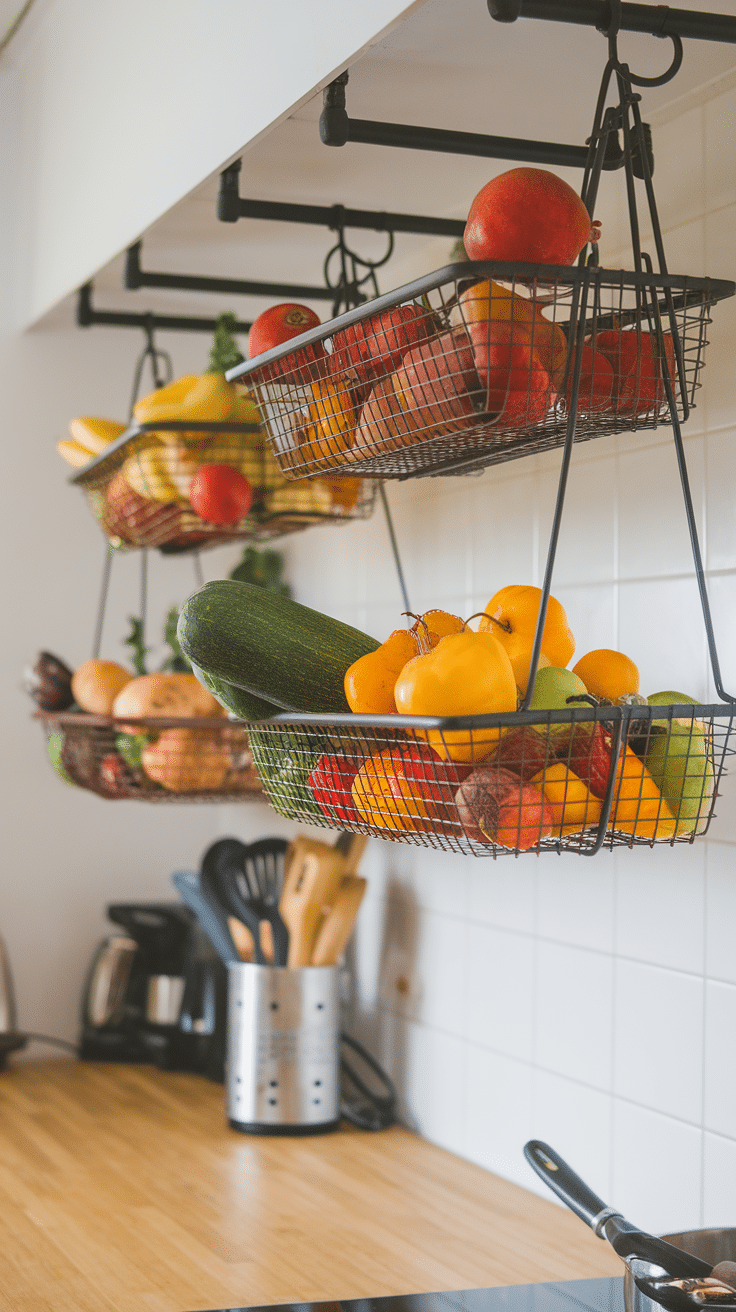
[229,545,291,597]
[208,312,245,375]
[160,605,192,672]
[115,732,151,770]
[125,617,148,676]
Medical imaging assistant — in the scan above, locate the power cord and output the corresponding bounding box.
[340,1032,397,1131]
[18,1033,80,1056]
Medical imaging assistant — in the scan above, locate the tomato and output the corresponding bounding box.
[189,464,253,525]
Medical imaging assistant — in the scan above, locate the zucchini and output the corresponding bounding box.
[191,663,280,722]
[178,579,380,716]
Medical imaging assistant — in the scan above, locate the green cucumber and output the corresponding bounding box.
[247,725,327,824]
[191,663,280,722]
[177,579,380,716]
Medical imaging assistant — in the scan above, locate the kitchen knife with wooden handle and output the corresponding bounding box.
[311,875,367,966]
[279,840,346,968]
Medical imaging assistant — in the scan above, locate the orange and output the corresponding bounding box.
[572,648,639,702]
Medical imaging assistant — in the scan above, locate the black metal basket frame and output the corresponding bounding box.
[244,701,735,858]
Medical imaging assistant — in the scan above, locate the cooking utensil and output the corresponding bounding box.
[626,1236,736,1312]
[311,875,367,966]
[279,838,346,967]
[522,1144,713,1285]
[201,838,267,966]
[172,870,240,966]
[333,832,369,876]
[240,838,290,966]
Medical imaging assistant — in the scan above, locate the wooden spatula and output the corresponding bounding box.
[311,875,367,966]
[279,839,346,967]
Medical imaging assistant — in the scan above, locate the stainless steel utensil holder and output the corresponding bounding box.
[226,962,340,1134]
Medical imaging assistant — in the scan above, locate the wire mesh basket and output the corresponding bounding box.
[243,702,735,858]
[70,421,376,553]
[39,711,265,802]
[227,261,735,481]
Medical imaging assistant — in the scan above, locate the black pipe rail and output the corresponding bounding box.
[76,283,252,335]
[488,0,736,44]
[217,159,466,236]
[318,72,629,169]
[123,239,346,304]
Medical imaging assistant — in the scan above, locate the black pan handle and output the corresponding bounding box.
[524,1141,621,1233]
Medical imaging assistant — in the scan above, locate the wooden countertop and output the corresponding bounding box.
[0,1059,621,1312]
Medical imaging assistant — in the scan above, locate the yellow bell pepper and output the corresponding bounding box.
[394,627,518,763]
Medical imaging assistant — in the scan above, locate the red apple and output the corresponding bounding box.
[468,319,553,423]
[566,342,614,414]
[349,377,411,459]
[248,303,327,384]
[490,725,554,781]
[329,303,436,387]
[464,168,598,266]
[592,329,676,416]
[456,764,554,849]
[104,472,183,546]
[391,330,484,440]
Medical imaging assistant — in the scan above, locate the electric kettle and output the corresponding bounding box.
[0,934,28,1068]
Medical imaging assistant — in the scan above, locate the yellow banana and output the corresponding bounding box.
[57,439,97,468]
[68,417,127,454]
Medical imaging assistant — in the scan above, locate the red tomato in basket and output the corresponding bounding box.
[189,465,253,525]
[308,752,362,826]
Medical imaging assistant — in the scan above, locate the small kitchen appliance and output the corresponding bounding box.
[80,901,227,1079]
[0,934,28,1067]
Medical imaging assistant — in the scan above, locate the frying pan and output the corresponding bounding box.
[524,1142,736,1312]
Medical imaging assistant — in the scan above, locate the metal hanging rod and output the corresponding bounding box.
[217,159,466,236]
[488,1,736,44]
[123,239,347,304]
[76,283,252,335]
[318,72,629,169]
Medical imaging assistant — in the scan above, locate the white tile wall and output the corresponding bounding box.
[281,78,736,1230]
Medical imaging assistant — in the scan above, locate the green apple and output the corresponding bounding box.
[644,693,713,836]
[529,666,589,711]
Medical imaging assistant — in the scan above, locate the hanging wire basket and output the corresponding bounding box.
[38,711,265,802]
[225,260,734,482]
[70,420,377,553]
[242,702,735,858]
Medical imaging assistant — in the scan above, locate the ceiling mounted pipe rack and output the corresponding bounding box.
[487,0,736,44]
[319,71,635,171]
[76,282,251,335]
[123,240,349,305]
[217,160,466,238]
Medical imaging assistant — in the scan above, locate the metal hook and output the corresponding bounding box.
[127,317,174,419]
[602,0,683,87]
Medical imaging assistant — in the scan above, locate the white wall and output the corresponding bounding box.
[9,0,423,327]
[272,78,736,1234]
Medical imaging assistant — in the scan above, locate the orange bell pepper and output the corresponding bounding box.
[344,629,420,715]
[607,744,676,841]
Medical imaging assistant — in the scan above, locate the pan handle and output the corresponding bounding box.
[524,1141,621,1234]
